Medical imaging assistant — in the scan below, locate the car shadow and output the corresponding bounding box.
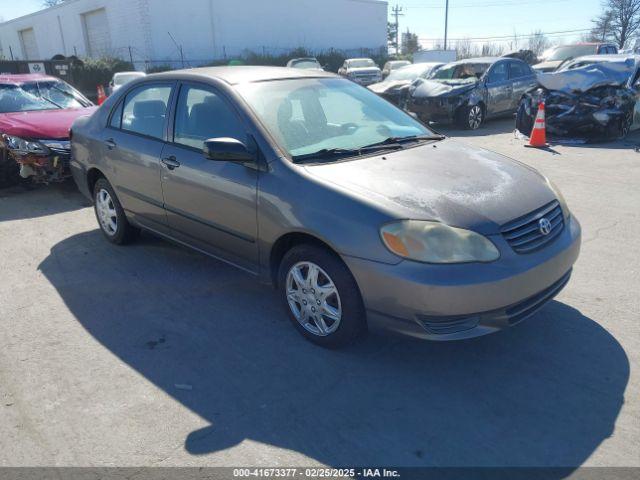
[0,180,90,222]
[38,230,629,469]
[435,118,517,138]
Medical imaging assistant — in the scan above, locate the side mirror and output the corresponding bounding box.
[203,137,254,162]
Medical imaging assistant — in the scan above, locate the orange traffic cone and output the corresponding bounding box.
[526,102,548,148]
[97,85,106,105]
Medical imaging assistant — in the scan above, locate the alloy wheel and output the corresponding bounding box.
[285,261,342,337]
[96,188,118,236]
[468,105,483,130]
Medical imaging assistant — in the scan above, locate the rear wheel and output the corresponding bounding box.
[93,177,139,244]
[278,245,366,348]
[0,149,20,189]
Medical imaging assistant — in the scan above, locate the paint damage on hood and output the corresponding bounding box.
[305,139,555,235]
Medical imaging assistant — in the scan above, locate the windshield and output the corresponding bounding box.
[431,62,490,83]
[386,64,435,82]
[291,60,321,69]
[0,84,63,113]
[21,80,90,109]
[235,78,434,159]
[545,45,596,62]
[349,59,376,68]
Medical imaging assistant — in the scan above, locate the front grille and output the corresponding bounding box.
[501,201,565,254]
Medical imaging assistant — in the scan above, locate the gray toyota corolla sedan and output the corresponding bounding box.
[70,66,581,348]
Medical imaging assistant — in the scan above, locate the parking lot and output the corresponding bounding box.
[0,118,639,468]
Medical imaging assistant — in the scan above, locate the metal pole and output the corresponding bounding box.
[444,0,449,50]
[129,46,134,65]
[9,46,14,61]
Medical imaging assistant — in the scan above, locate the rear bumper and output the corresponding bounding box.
[343,215,581,341]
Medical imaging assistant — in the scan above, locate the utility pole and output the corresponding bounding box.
[392,4,404,57]
[444,0,450,50]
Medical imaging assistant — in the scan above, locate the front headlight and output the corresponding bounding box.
[546,178,571,219]
[380,220,500,264]
[1,134,49,155]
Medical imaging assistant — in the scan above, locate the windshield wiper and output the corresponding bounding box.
[292,144,405,163]
[364,134,445,148]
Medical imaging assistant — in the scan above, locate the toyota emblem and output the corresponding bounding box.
[539,218,552,236]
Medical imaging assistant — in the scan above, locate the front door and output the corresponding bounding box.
[160,82,259,272]
[485,61,513,116]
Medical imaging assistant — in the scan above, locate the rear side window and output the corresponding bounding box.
[173,85,246,149]
[488,62,508,83]
[121,84,172,140]
[509,61,531,79]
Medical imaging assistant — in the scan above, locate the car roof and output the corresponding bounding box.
[445,57,501,66]
[149,66,336,85]
[347,58,374,62]
[0,73,59,85]
[568,54,639,63]
[289,57,319,62]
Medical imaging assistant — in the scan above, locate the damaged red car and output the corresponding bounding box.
[0,74,95,187]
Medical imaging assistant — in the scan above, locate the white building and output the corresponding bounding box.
[0,0,388,68]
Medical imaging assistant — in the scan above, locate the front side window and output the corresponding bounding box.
[121,84,172,140]
[174,85,246,149]
[235,78,433,159]
[488,63,509,83]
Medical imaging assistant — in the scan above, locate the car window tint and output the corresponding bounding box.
[174,85,246,150]
[488,63,508,83]
[109,101,123,128]
[509,62,530,79]
[121,85,171,139]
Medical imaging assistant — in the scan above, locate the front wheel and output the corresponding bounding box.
[93,177,139,244]
[457,104,484,130]
[278,245,366,348]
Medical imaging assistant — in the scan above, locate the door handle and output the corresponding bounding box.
[104,138,117,150]
[162,155,181,170]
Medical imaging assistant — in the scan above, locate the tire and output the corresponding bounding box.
[0,149,20,189]
[516,100,534,136]
[278,244,366,348]
[456,104,484,130]
[93,177,139,245]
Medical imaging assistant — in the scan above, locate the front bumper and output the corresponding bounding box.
[13,147,72,183]
[343,215,581,341]
[407,97,458,123]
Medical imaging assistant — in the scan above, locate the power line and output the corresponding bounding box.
[419,27,591,42]
[403,0,572,8]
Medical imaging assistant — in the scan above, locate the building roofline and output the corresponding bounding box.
[0,0,86,26]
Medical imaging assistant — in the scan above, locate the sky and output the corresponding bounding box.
[2,0,604,49]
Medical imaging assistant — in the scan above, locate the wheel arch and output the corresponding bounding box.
[269,231,342,287]
[86,167,106,197]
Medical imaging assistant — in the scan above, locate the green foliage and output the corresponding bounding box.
[145,64,173,74]
[71,57,134,96]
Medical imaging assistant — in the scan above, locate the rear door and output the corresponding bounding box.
[159,82,259,271]
[485,61,512,116]
[103,81,174,233]
[508,60,537,110]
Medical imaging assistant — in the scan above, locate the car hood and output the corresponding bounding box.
[368,80,411,93]
[411,79,478,98]
[304,139,556,235]
[0,107,97,139]
[533,60,563,72]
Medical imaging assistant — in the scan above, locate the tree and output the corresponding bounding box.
[591,0,640,48]
[528,30,551,56]
[42,0,66,6]
[401,31,421,55]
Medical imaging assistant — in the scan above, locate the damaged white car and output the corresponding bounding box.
[517,55,640,140]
